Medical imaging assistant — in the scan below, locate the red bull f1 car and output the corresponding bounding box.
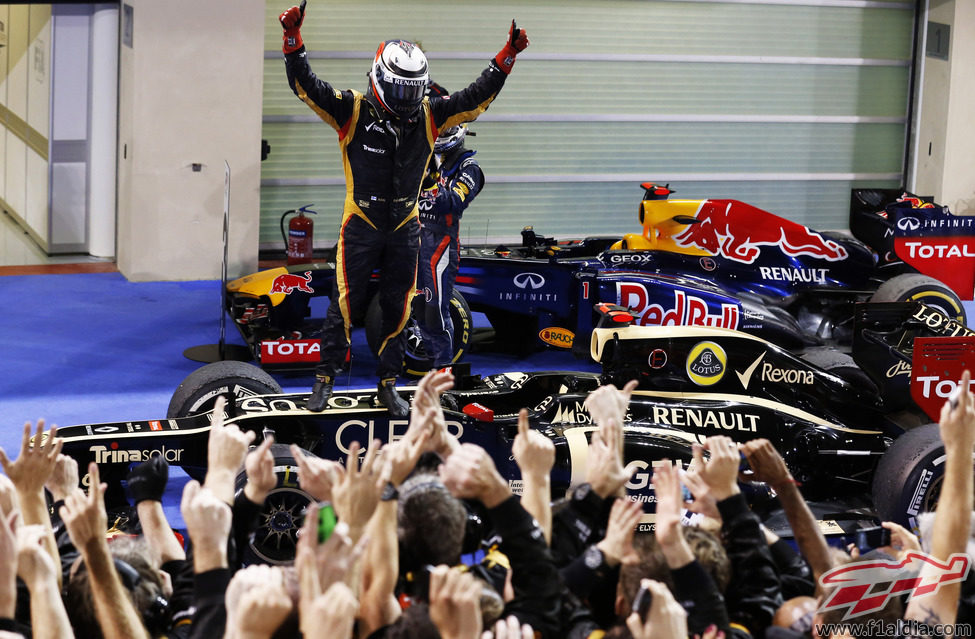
[55,301,973,563]
[221,184,972,375]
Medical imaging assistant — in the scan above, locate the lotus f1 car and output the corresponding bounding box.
[56,300,972,563]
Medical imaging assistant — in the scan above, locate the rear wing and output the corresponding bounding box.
[911,336,975,422]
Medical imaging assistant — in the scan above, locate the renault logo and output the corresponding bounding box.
[513,273,545,289]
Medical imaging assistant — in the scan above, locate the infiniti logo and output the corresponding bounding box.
[897,217,921,231]
[513,273,545,289]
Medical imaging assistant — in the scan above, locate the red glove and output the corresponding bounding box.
[279,1,306,54]
[494,20,529,74]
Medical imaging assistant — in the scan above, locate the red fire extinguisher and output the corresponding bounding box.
[280,204,317,265]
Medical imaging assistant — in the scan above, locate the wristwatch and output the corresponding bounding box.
[572,483,593,502]
[583,544,606,571]
[380,481,399,502]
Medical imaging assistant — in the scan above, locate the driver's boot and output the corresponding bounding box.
[377,378,410,418]
[306,375,333,412]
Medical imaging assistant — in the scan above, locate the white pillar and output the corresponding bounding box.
[88,3,118,258]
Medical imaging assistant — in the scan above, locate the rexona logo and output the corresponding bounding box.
[686,341,727,386]
[89,444,183,465]
[819,551,970,620]
[735,352,813,389]
[617,284,740,330]
[539,326,574,348]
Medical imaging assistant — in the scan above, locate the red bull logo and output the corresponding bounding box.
[270,271,315,295]
[673,200,849,264]
[819,551,970,620]
[617,283,740,330]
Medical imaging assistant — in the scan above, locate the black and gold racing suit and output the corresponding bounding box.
[284,47,508,379]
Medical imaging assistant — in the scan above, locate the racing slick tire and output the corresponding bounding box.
[234,443,315,565]
[364,289,472,377]
[167,361,283,418]
[871,423,954,530]
[870,273,967,325]
[799,347,878,395]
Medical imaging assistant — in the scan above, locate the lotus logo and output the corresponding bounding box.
[513,273,545,289]
[897,217,921,231]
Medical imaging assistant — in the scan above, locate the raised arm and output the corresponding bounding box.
[512,408,555,544]
[740,438,833,586]
[0,420,64,586]
[905,370,975,626]
[60,462,149,639]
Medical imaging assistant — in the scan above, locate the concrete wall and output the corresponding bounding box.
[911,0,975,214]
[115,0,264,281]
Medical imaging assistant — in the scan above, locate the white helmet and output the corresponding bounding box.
[434,124,468,154]
[369,40,429,118]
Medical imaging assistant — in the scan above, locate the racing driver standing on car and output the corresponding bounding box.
[278,2,529,416]
[417,122,483,370]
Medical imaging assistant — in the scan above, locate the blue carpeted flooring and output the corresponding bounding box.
[0,272,598,526]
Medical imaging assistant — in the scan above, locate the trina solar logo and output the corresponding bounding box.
[89,444,183,464]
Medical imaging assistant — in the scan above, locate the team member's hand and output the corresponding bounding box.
[483,616,535,639]
[0,507,17,618]
[59,462,108,552]
[0,420,63,498]
[584,380,638,431]
[331,441,385,540]
[939,370,975,456]
[494,19,530,74]
[428,565,483,639]
[180,479,232,572]
[227,564,293,639]
[586,418,631,499]
[45,453,80,503]
[279,1,306,54]
[126,455,169,505]
[512,409,555,481]
[698,437,741,500]
[597,497,643,566]
[244,437,277,505]
[439,443,511,508]
[292,445,340,503]
[205,396,256,504]
[879,521,921,560]
[739,438,793,490]
[626,579,689,639]
[16,524,57,590]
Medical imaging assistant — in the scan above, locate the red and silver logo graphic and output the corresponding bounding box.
[673,200,848,264]
[270,271,315,295]
[819,551,970,620]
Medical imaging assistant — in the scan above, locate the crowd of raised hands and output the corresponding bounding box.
[0,370,972,639]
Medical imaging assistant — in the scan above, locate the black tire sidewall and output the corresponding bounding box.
[872,423,947,529]
[167,361,282,418]
[871,274,966,323]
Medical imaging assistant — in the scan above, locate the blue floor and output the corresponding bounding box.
[0,272,597,527]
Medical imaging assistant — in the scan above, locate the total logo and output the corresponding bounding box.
[89,444,184,465]
[915,376,975,401]
[686,341,727,386]
[901,241,975,259]
[735,352,814,390]
[261,339,320,364]
[513,272,545,289]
